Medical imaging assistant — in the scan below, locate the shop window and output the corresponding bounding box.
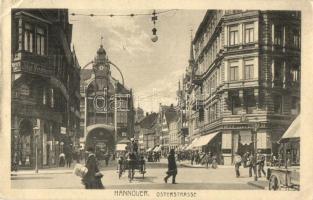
[244,59,254,80]
[244,23,254,43]
[273,95,283,113]
[229,25,239,45]
[229,61,239,81]
[24,23,33,52]
[36,27,46,55]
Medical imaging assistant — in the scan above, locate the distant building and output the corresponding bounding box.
[183,10,300,165]
[11,9,80,169]
[80,45,135,152]
[135,107,145,122]
[138,113,159,151]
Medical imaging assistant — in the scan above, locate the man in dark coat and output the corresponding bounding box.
[164,149,177,184]
[82,147,104,189]
[257,150,266,177]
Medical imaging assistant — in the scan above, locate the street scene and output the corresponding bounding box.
[11,9,300,191]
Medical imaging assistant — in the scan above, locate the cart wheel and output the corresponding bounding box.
[269,175,280,191]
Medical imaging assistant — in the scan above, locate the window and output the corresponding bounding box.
[244,59,254,80]
[243,89,256,114]
[273,95,283,113]
[24,23,33,52]
[229,91,241,115]
[293,29,300,48]
[273,60,283,83]
[229,25,239,45]
[290,66,300,83]
[36,27,45,55]
[245,23,254,43]
[274,25,283,45]
[229,61,239,81]
[43,87,46,105]
[20,84,30,96]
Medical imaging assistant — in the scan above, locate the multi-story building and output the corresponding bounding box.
[183,10,300,165]
[168,110,179,150]
[80,45,135,152]
[11,9,81,169]
[137,113,158,151]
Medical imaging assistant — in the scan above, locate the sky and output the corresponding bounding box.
[70,9,206,113]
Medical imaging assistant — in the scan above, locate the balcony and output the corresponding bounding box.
[192,74,202,85]
[12,52,54,77]
[191,97,204,111]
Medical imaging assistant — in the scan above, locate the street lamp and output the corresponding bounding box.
[251,121,260,181]
[33,126,40,173]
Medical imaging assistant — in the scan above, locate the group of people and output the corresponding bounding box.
[146,151,161,162]
[233,150,266,178]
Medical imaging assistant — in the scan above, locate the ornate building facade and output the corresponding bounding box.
[11,9,81,169]
[80,45,135,152]
[182,10,300,165]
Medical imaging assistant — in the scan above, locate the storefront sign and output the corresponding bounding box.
[61,127,66,134]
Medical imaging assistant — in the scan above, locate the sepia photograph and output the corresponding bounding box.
[2,1,313,199]
[9,8,301,192]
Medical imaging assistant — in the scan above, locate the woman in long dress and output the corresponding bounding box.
[82,147,104,189]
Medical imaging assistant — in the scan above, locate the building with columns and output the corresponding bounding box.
[183,10,300,165]
[11,9,81,169]
[80,45,135,153]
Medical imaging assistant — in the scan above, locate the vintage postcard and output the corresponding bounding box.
[1,0,313,199]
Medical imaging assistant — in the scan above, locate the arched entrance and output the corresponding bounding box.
[18,119,33,167]
[86,128,114,159]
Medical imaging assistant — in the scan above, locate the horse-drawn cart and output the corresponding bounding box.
[267,116,300,191]
[117,153,146,182]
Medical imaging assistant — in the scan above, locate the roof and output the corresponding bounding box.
[280,115,300,142]
[81,69,93,81]
[139,113,158,129]
[165,111,178,123]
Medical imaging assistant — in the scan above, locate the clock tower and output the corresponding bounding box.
[93,44,111,91]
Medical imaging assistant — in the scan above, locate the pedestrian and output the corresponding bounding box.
[212,154,218,169]
[82,147,104,189]
[243,151,250,168]
[248,153,257,178]
[257,150,266,177]
[164,149,177,184]
[66,150,73,168]
[204,153,210,169]
[104,152,110,167]
[59,152,65,167]
[191,152,194,165]
[234,152,242,178]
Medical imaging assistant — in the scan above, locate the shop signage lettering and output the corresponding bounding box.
[13,61,53,76]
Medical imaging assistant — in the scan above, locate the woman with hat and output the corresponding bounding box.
[82,147,104,189]
[164,149,177,184]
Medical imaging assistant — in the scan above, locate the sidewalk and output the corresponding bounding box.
[11,167,74,176]
[248,180,268,190]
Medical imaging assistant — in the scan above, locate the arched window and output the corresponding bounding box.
[20,84,30,96]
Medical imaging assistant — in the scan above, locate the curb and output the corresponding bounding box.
[247,181,268,190]
[11,171,73,176]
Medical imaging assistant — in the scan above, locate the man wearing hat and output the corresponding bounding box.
[257,150,266,177]
[164,149,177,184]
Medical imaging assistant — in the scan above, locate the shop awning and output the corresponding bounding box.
[280,116,300,143]
[153,145,161,152]
[116,144,127,151]
[146,148,152,152]
[186,138,200,150]
[193,132,219,147]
